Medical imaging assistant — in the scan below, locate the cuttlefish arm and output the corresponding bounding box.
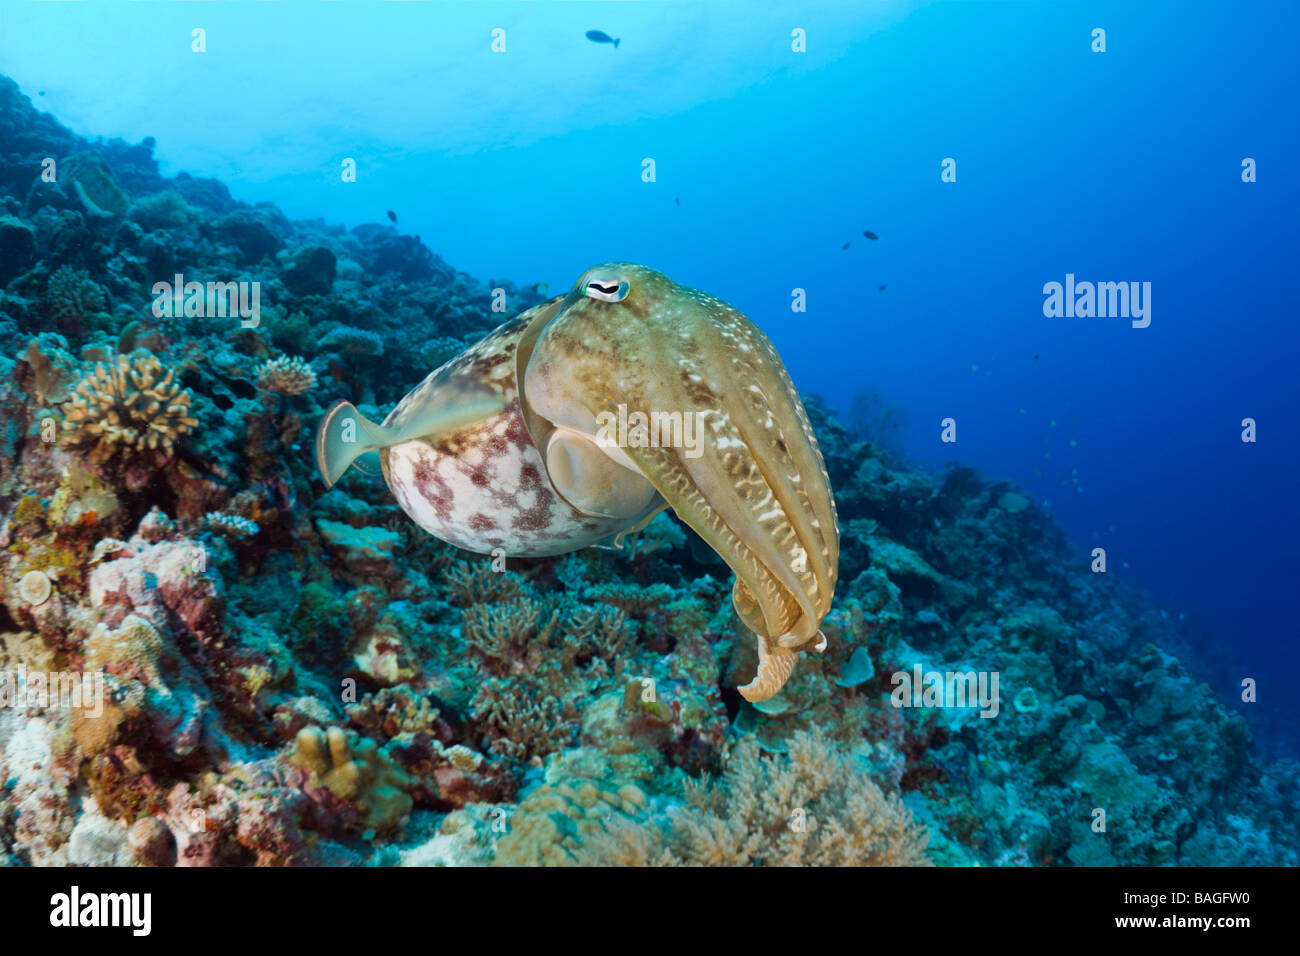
[521,264,840,701]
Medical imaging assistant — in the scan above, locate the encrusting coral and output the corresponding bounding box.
[204,511,258,540]
[494,767,651,867]
[61,351,198,464]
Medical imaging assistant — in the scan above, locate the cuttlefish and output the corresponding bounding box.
[316,263,839,701]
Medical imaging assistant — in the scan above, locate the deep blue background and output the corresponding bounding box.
[3,1,1296,741]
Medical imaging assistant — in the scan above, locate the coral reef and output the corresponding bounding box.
[0,72,1294,869]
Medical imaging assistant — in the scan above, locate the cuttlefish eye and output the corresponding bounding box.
[583,277,629,302]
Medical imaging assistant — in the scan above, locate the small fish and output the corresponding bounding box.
[862,230,879,240]
[586,30,620,48]
[877,284,886,291]
[1033,354,1039,360]
[841,242,850,251]
[386,210,397,224]
[674,197,680,206]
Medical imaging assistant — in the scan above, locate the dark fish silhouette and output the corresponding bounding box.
[1033,354,1039,361]
[386,210,397,224]
[862,230,878,240]
[586,30,620,48]
[841,242,850,251]
[878,284,887,291]
[674,197,680,206]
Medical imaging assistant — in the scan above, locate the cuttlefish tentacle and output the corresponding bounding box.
[521,263,839,701]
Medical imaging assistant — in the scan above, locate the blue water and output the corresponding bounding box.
[3,0,1297,739]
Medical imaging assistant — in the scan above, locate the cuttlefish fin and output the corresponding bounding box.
[316,393,504,488]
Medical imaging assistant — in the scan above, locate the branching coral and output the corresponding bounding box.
[563,604,634,671]
[254,355,317,396]
[444,560,524,607]
[61,351,198,464]
[471,678,573,762]
[580,728,931,866]
[584,581,675,615]
[463,597,554,674]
